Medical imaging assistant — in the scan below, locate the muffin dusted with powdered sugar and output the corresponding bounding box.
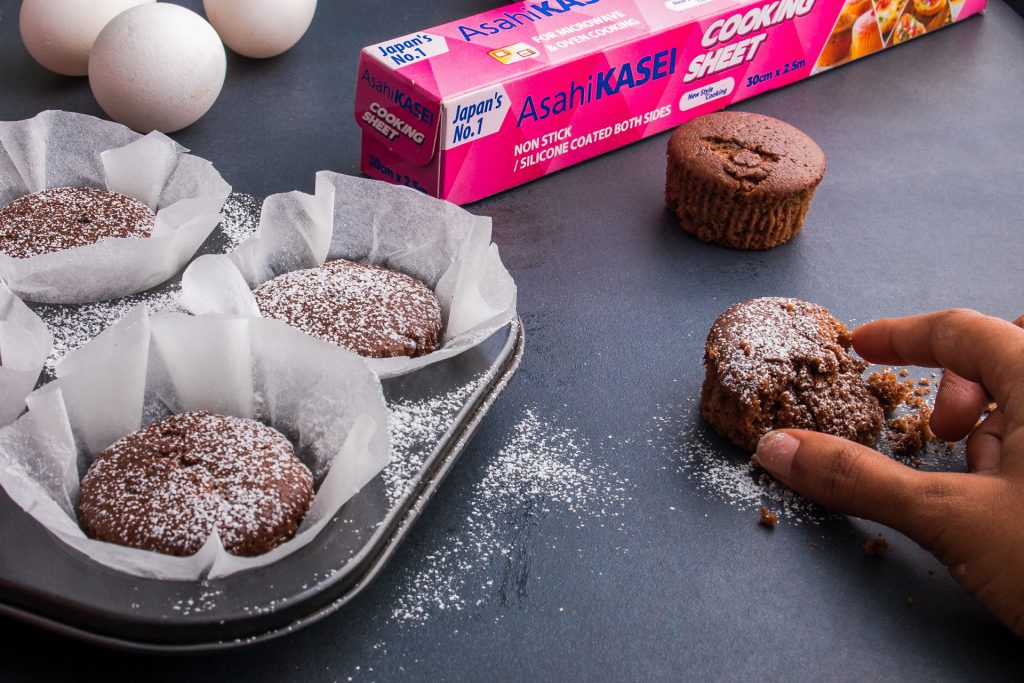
[701,297,883,453]
[253,258,442,359]
[78,411,313,557]
[0,187,154,258]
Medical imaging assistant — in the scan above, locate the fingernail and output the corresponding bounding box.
[756,431,800,482]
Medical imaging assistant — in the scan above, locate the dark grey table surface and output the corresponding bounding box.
[2,0,1024,680]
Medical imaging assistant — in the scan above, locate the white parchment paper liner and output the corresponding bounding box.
[0,279,52,427]
[0,110,231,303]
[178,171,516,378]
[0,308,390,580]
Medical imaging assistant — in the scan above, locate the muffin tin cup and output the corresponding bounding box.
[0,308,391,580]
[0,279,51,427]
[178,171,517,378]
[0,110,231,304]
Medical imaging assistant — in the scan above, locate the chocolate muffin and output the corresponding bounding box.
[253,259,442,358]
[701,297,883,452]
[78,411,313,557]
[665,112,826,250]
[0,187,155,258]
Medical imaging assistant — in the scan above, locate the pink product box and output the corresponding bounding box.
[355,0,984,204]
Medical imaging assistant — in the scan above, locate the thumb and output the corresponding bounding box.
[755,429,942,538]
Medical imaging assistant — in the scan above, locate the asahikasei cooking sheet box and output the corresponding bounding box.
[355,0,984,205]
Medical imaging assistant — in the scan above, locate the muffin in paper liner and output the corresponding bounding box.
[0,279,52,427]
[0,307,390,580]
[0,110,231,303]
[178,171,517,378]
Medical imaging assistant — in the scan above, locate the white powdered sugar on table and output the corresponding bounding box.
[652,395,833,525]
[217,193,262,251]
[476,410,597,514]
[387,406,629,624]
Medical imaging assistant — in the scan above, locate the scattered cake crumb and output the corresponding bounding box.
[758,506,779,528]
[887,405,935,455]
[863,536,889,556]
[867,370,912,413]
[918,378,930,386]
[898,369,909,377]
[986,402,997,414]
[888,403,937,456]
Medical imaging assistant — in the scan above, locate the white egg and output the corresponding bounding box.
[204,0,317,59]
[19,0,155,77]
[89,4,227,133]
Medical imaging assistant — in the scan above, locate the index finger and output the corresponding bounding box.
[852,309,1024,421]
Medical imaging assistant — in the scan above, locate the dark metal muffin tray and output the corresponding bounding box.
[0,318,521,652]
[0,200,523,652]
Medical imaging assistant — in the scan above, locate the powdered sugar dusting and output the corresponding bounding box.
[171,584,224,615]
[704,297,883,452]
[652,395,833,525]
[254,259,441,358]
[79,411,313,557]
[476,410,598,513]
[709,297,859,403]
[385,380,484,507]
[217,193,261,251]
[0,187,154,258]
[388,406,629,624]
[34,286,182,375]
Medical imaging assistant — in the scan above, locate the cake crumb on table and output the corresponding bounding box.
[887,405,935,455]
[758,506,779,528]
[863,536,889,556]
[867,369,912,413]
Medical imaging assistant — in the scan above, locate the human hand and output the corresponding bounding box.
[754,309,1024,637]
